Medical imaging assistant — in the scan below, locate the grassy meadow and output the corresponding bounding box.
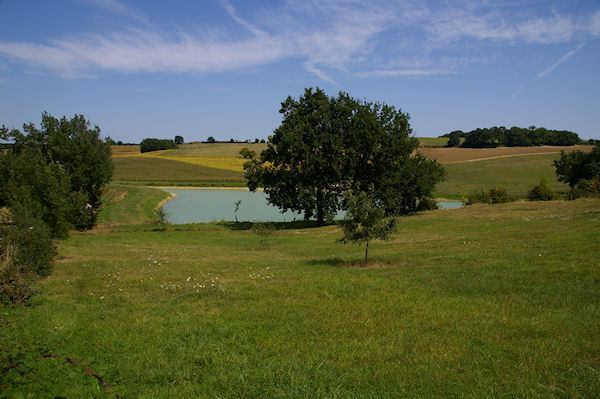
[2,142,598,397]
[1,195,599,397]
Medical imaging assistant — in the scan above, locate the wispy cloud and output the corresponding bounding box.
[509,87,524,101]
[537,43,585,78]
[0,1,598,82]
[88,0,149,26]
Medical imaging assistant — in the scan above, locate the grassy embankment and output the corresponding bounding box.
[1,194,598,397]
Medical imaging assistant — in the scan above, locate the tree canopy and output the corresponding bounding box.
[0,112,113,233]
[244,88,445,225]
[441,126,581,148]
[554,145,600,188]
[140,138,177,153]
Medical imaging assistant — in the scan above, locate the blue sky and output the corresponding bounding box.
[0,0,599,142]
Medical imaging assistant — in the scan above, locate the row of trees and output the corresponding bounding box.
[442,126,580,148]
[140,138,178,153]
[244,88,446,226]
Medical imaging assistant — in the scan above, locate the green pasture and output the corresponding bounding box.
[436,153,566,200]
[2,196,599,397]
[416,137,448,147]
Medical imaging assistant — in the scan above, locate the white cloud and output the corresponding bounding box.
[537,43,585,78]
[0,1,598,82]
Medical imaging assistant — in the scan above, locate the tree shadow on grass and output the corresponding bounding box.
[217,220,331,231]
[305,257,396,269]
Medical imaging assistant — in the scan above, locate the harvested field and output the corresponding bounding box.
[417,145,592,164]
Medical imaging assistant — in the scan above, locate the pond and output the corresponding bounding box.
[162,188,462,224]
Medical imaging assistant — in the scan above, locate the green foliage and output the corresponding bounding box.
[417,197,439,211]
[155,207,170,231]
[0,211,56,304]
[527,178,558,201]
[174,135,184,145]
[239,147,256,159]
[554,145,600,188]
[140,138,177,153]
[444,130,464,147]
[244,87,445,225]
[461,126,580,148]
[206,136,216,143]
[464,187,515,205]
[570,178,600,199]
[338,190,395,264]
[251,222,275,247]
[3,112,113,230]
[0,147,73,238]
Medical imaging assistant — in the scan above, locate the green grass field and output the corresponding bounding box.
[2,196,598,397]
[417,137,448,147]
[436,153,567,200]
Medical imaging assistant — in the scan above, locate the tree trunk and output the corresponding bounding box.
[316,189,324,226]
[364,240,369,265]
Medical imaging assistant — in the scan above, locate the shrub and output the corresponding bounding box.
[417,197,438,211]
[463,189,488,205]
[464,187,515,205]
[239,147,256,159]
[0,212,55,304]
[1,211,56,277]
[487,187,514,204]
[527,178,558,201]
[155,207,170,232]
[570,178,600,199]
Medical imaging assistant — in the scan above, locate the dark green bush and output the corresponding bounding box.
[487,187,514,204]
[1,211,56,277]
[570,178,600,199]
[417,197,438,211]
[527,178,558,201]
[0,212,55,304]
[464,187,515,205]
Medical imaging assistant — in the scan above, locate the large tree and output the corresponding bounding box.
[244,88,445,224]
[1,112,113,230]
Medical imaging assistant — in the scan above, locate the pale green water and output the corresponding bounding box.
[162,189,462,224]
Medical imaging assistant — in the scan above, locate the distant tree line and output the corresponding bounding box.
[140,138,177,153]
[440,126,580,148]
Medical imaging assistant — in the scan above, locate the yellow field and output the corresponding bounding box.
[160,156,245,172]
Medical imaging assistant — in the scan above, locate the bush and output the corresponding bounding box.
[464,187,515,205]
[487,187,514,204]
[0,212,55,304]
[0,257,36,305]
[570,178,600,199]
[527,178,558,201]
[239,147,256,159]
[417,197,438,211]
[1,211,56,277]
